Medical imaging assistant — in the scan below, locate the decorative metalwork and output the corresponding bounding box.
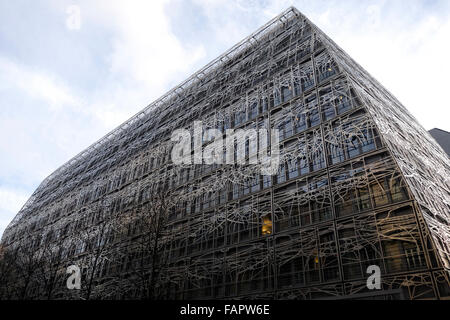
[1,7,449,300]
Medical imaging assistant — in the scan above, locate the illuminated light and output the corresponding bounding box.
[328,68,333,72]
[315,257,319,264]
[262,216,273,235]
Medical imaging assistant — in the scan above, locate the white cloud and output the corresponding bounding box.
[0,189,28,218]
[0,188,29,239]
[65,5,82,31]
[0,0,208,234]
[0,56,81,111]
[105,0,205,90]
[330,9,450,131]
[70,0,206,129]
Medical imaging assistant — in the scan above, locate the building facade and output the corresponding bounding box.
[1,7,450,300]
[429,129,450,157]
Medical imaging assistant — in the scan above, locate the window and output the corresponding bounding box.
[281,84,293,103]
[371,180,389,207]
[261,96,269,113]
[319,65,336,82]
[295,111,308,133]
[251,176,260,193]
[248,100,259,120]
[277,162,287,184]
[243,179,251,195]
[285,117,294,138]
[328,127,345,165]
[278,121,285,141]
[311,148,325,172]
[263,175,272,189]
[347,136,362,158]
[233,184,240,200]
[316,53,337,83]
[302,74,315,91]
[403,243,424,270]
[234,108,246,127]
[305,95,320,127]
[203,192,212,210]
[288,158,299,180]
[320,87,335,121]
[298,139,310,175]
[336,94,351,114]
[322,102,336,121]
[390,176,408,203]
[357,187,372,211]
[274,88,282,107]
[224,114,231,130]
[293,77,302,96]
[335,190,355,217]
[195,196,201,213]
[262,215,273,236]
[361,129,376,153]
[309,107,320,127]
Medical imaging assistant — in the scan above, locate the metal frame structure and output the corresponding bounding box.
[1,7,449,300]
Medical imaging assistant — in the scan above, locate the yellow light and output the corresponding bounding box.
[314,257,319,264]
[262,216,273,235]
[328,68,333,72]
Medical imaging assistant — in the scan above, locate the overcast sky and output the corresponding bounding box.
[1,0,449,238]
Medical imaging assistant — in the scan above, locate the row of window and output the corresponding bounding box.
[160,207,425,298]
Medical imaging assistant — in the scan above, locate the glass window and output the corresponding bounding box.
[251,176,260,193]
[361,129,376,153]
[261,97,269,113]
[278,122,285,141]
[293,77,302,96]
[233,184,240,200]
[243,180,250,195]
[309,108,320,127]
[299,156,309,175]
[263,175,272,189]
[262,215,273,236]
[295,111,307,133]
[288,158,299,180]
[249,100,259,120]
[357,187,371,211]
[285,117,294,139]
[277,162,287,184]
[347,136,362,158]
[329,142,345,165]
[335,190,355,217]
[323,103,336,121]
[302,74,315,91]
[390,176,408,203]
[371,180,389,207]
[219,187,228,204]
[195,196,201,213]
[311,148,325,172]
[274,89,282,107]
[336,94,351,114]
[306,95,320,127]
[281,85,292,103]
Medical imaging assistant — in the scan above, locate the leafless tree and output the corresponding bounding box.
[0,244,20,300]
[115,186,175,300]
